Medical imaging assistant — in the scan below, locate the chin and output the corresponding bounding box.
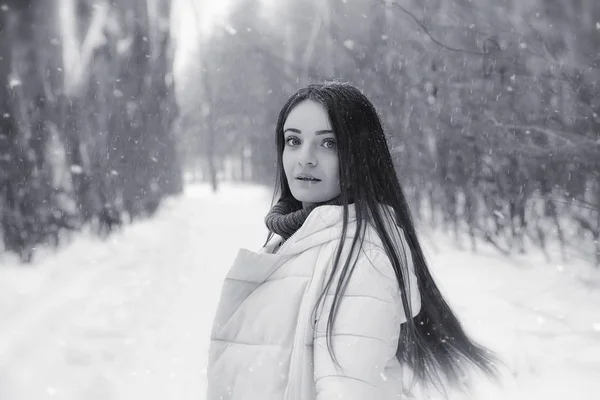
[294,195,329,204]
[290,188,335,204]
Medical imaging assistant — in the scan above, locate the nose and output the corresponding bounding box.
[297,146,317,167]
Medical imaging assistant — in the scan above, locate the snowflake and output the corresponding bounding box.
[8,76,21,88]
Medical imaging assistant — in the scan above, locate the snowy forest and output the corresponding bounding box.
[1,0,599,266]
[1,0,181,262]
[1,1,600,399]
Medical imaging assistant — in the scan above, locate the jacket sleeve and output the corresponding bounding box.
[313,245,420,399]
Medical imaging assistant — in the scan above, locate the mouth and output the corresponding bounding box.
[295,174,321,182]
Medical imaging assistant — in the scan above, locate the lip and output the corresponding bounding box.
[295,173,321,181]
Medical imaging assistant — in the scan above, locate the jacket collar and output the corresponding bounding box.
[271,203,397,256]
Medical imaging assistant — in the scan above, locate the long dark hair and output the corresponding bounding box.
[265,81,499,394]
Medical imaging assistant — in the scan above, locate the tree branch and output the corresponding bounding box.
[483,110,600,147]
[376,0,484,55]
[251,45,324,83]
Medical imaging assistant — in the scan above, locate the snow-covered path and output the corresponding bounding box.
[1,183,599,399]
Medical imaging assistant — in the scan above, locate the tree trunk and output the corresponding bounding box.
[0,4,22,255]
[594,178,600,268]
[60,96,93,218]
[152,0,183,195]
[0,0,56,261]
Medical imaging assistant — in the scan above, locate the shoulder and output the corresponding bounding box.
[354,246,401,302]
[322,239,398,300]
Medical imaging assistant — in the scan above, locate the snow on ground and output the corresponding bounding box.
[0,182,599,400]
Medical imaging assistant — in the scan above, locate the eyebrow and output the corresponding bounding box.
[283,128,334,135]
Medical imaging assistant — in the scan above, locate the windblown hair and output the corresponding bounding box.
[265,81,499,394]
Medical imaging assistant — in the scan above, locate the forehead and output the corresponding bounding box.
[283,100,332,131]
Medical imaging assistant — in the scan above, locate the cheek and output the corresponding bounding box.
[326,157,340,183]
[282,151,293,177]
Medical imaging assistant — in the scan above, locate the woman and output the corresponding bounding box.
[207,82,498,399]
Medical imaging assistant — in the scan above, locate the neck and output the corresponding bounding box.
[302,202,314,210]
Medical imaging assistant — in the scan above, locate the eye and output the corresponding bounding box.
[322,138,337,149]
[285,136,300,147]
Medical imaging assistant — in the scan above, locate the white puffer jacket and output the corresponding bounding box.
[207,204,421,399]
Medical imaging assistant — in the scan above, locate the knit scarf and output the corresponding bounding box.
[264,195,345,241]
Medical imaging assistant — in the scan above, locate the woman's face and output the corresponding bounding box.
[282,100,341,209]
